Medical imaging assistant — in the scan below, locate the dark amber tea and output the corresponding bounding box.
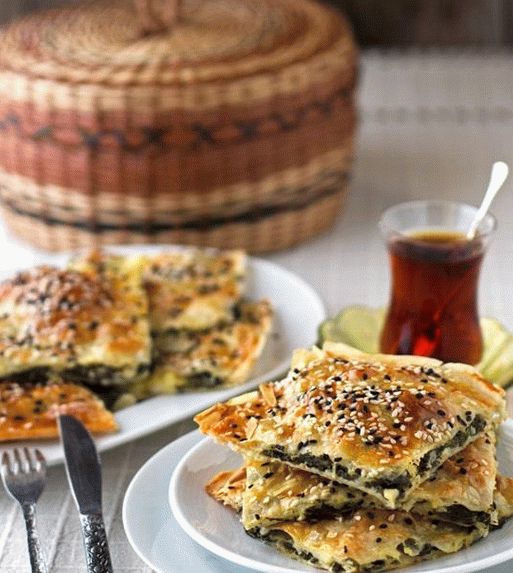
[380,229,485,364]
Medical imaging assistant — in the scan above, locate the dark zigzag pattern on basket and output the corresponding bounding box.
[0,168,349,217]
[0,86,353,152]
[0,170,349,233]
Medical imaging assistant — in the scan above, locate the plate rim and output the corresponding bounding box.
[0,245,326,465]
[168,431,513,573]
[122,432,191,573]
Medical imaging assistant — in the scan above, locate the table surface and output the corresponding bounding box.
[1,50,512,573]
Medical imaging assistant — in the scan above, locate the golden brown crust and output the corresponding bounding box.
[152,300,272,388]
[195,346,505,506]
[404,433,496,514]
[0,251,151,383]
[125,300,272,398]
[0,378,117,441]
[494,475,513,523]
[205,467,246,510]
[141,249,246,332]
[268,511,484,572]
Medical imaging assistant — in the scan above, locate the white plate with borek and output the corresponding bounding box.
[123,429,513,573]
[169,428,513,573]
[0,245,326,465]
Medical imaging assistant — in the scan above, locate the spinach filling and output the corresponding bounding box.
[439,504,490,527]
[365,474,412,492]
[247,528,432,572]
[0,363,150,387]
[184,372,223,389]
[262,445,412,496]
[303,502,358,522]
[64,363,151,386]
[247,529,320,565]
[264,414,486,502]
[0,367,51,384]
[418,415,486,475]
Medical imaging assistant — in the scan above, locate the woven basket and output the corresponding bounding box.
[0,0,357,252]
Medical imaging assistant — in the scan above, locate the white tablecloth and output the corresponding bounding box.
[1,51,512,572]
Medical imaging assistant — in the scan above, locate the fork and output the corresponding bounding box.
[1,448,48,573]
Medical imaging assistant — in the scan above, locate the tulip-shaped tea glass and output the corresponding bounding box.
[379,201,496,365]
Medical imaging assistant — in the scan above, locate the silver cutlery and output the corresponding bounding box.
[1,448,48,573]
[58,414,113,573]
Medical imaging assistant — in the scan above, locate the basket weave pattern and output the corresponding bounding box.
[0,0,357,252]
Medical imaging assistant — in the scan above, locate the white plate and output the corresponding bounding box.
[168,428,513,573]
[0,245,326,465]
[123,430,257,573]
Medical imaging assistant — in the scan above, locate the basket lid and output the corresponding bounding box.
[0,0,355,87]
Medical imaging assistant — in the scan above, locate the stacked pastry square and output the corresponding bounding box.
[196,343,513,572]
[0,248,272,441]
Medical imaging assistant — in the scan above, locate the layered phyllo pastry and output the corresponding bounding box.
[208,471,513,573]
[196,343,505,508]
[130,300,272,396]
[0,378,117,441]
[207,432,497,531]
[494,475,513,524]
[0,254,151,386]
[140,249,246,332]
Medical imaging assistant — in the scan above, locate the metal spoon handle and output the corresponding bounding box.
[467,161,509,239]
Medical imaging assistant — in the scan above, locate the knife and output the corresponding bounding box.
[58,415,114,573]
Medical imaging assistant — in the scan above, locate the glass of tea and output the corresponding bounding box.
[379,200,496,364]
